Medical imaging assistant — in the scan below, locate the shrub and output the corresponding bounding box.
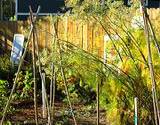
[13,70,33,99]
[0,79,9,116]
[0,54,12,80]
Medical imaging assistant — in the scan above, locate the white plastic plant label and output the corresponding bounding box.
[10,34,24,64]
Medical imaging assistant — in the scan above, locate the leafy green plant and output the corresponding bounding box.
[3,121,12,125]
[36,2,160,124]
[0,54,12,80]
[13,70,33,99]
[21,70,33,98]
[64,1,160,124]
[0,80,9,115]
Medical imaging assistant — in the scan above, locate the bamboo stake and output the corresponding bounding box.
[51,58,56,122]
[59,59,78,125]
[50,63,56,122]
[52,65,56,114]
[97,73,100,125]
[53,21,77,125]
[34,27,51,125]
[49,62,56,122]
[146,11,160,125]
[33,26,38,125]
[29,7,38,125]
[50,17,57,121]
[50,63,54,115]
[42,72,47,118]
[141,1,159,125]
[0,7,40,125]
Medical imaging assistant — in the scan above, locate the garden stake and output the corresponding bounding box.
[42,72,47,118]
[141,1,160,125]
[49,62,56,122]
[52,65,56,117]
[146,12,160,125]
[29,7,38,124]
[96,73,100,125]
[49,18,57,121]
[34,27,52,125]
[53,21,77,125]
[59,58,78,125]
[0,7,40,125]
[134,97,138,125]
[50,21,58,121]
[49,39,56,122]
[50,63,54,116]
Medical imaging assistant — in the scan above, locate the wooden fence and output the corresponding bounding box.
[0,9,160,57]
[0,21,18,51]
[0,18,105,57]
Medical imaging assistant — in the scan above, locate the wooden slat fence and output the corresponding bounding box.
[0,21,27,53]
[0,17,105,57]
[0,9,160,57]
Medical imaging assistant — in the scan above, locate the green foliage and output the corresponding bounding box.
[38,44,99,103]
[38,27,157,123]
[0,0,15,20]
[13,70,33,99]
[38,1,160,124]
[0,54,12,80]
[0,80,9,115]
[9,15,17,21]
[3,121,12,125]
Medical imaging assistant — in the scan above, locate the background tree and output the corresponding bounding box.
[0,0,15,21]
